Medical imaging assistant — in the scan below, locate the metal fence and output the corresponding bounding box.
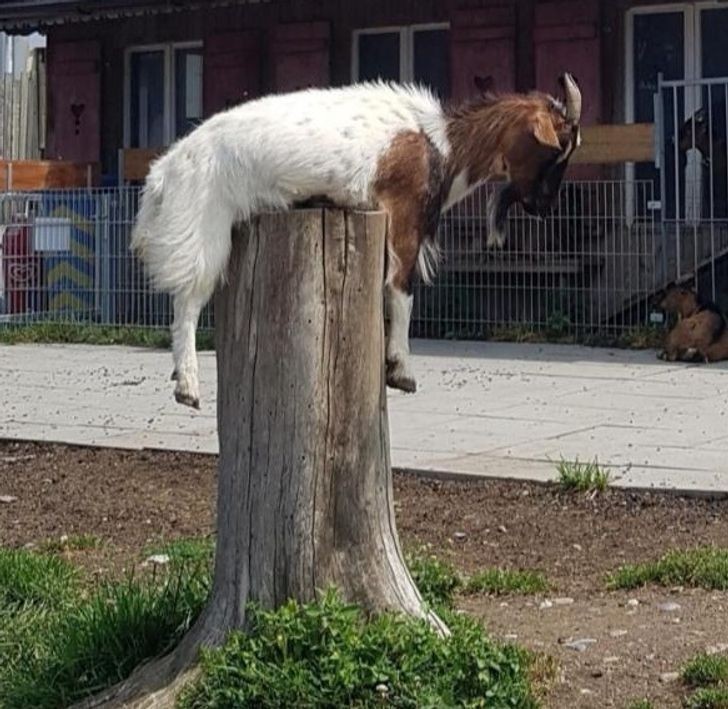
[413,180,660,339]
[656,75,728,307]
[0,181,660,338]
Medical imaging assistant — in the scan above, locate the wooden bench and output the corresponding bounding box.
[0,160,99,190]
[118,148,162,184]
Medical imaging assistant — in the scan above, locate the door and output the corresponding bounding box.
[46,40,101,164]
[204,30,261,115]
[271,22,330,92]
[450,7,515,101]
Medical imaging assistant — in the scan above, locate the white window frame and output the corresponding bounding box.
[351,23,450,85]
[124,40,203,149]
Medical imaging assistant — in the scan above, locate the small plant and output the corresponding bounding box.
[608,547,728,591]
[683,654,728,688]
[627,700,655,709]
[405,548,462,607]
[556,457,611,493]
[38,533,103,554]
[179,590,540,709]
[684,687,728,709]
[464,568,549,596]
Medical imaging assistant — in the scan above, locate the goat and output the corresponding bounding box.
[654,283,728,362]
[132,76,582,408]
[678,94,728,219]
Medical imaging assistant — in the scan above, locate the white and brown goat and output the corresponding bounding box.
[132,75,582,408]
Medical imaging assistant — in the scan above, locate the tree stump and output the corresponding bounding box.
[77,209,444,708]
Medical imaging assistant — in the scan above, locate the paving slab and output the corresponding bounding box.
[2,340,728,494]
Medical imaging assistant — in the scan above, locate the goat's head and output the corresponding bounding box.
[652,282,700,318]
[678,108,711,157]
[498,74,582,222]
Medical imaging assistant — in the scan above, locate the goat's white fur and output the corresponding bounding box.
[132,82,461,407]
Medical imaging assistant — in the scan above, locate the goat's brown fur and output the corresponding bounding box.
[657,285,728,362]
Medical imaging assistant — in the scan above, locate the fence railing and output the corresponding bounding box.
[0,181,660,338]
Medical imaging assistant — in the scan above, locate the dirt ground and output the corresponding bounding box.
[2,440,728,708]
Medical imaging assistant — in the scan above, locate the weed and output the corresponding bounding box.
[556,458,611,493]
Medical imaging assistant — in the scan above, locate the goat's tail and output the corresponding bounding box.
[130,152,234,303]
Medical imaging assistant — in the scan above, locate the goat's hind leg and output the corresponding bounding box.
[171,290,208,409]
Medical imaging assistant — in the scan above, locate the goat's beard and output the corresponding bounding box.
[486,182,519,248]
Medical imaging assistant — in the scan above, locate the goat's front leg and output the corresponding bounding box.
[385,282,416,393]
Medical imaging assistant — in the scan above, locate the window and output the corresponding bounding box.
[626,4,728,215]
[126,43,203,148]
[353,25,450,99]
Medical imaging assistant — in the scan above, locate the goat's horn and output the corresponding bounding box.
[560,73,582,124]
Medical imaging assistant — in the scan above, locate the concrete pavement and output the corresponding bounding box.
[2,340,728,494]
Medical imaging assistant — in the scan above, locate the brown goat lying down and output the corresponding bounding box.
[654,284,728,362]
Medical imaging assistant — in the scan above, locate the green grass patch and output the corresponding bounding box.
[0,548,209,708]
[607,547,728,591]
[464,569,550,596]
[179,589,540,709]
[405,547,549,606]
[0,323,215,350]
[144,536,215,567]
[627,700,655,709]
[556,458,611,493]
[0,549,78,609]
[684,687,728,709]
[38,533,103,554]
[683,654,728,688]
[405,548,462,607]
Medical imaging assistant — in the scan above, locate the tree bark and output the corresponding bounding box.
[76,209,444,709]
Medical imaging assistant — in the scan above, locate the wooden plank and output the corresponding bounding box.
[0,159,100,190]
[573,123,655,165]
[120,147,162,182]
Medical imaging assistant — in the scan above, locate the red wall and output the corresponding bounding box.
[42,0,616,177]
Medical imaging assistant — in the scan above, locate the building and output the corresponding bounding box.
[0,0,726,334]
[0,0,714,180]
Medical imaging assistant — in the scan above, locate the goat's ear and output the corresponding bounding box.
[474,75,495,93]
[531,114,562,151]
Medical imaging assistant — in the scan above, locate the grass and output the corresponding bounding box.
[0,550,78,609]
[684,687,728,709]
[681,651,728,708]
[556,458,611,493]
[0,548,209,708]
[607,547,728,591]
[683,654,728,688]
[179,589,541,709]
[464,569,550,596]
[0,546,544,708]
[1,321,664,352]
[405,547,549,606]
[626,700,655,709]
[38,533,103,554]
[0,323,215,350]
[143,536,215,567]
[404,549,462,607]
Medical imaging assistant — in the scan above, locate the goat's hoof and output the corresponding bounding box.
[170,369,178,381]
[174,390,200,409]
[386,359,417,394]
